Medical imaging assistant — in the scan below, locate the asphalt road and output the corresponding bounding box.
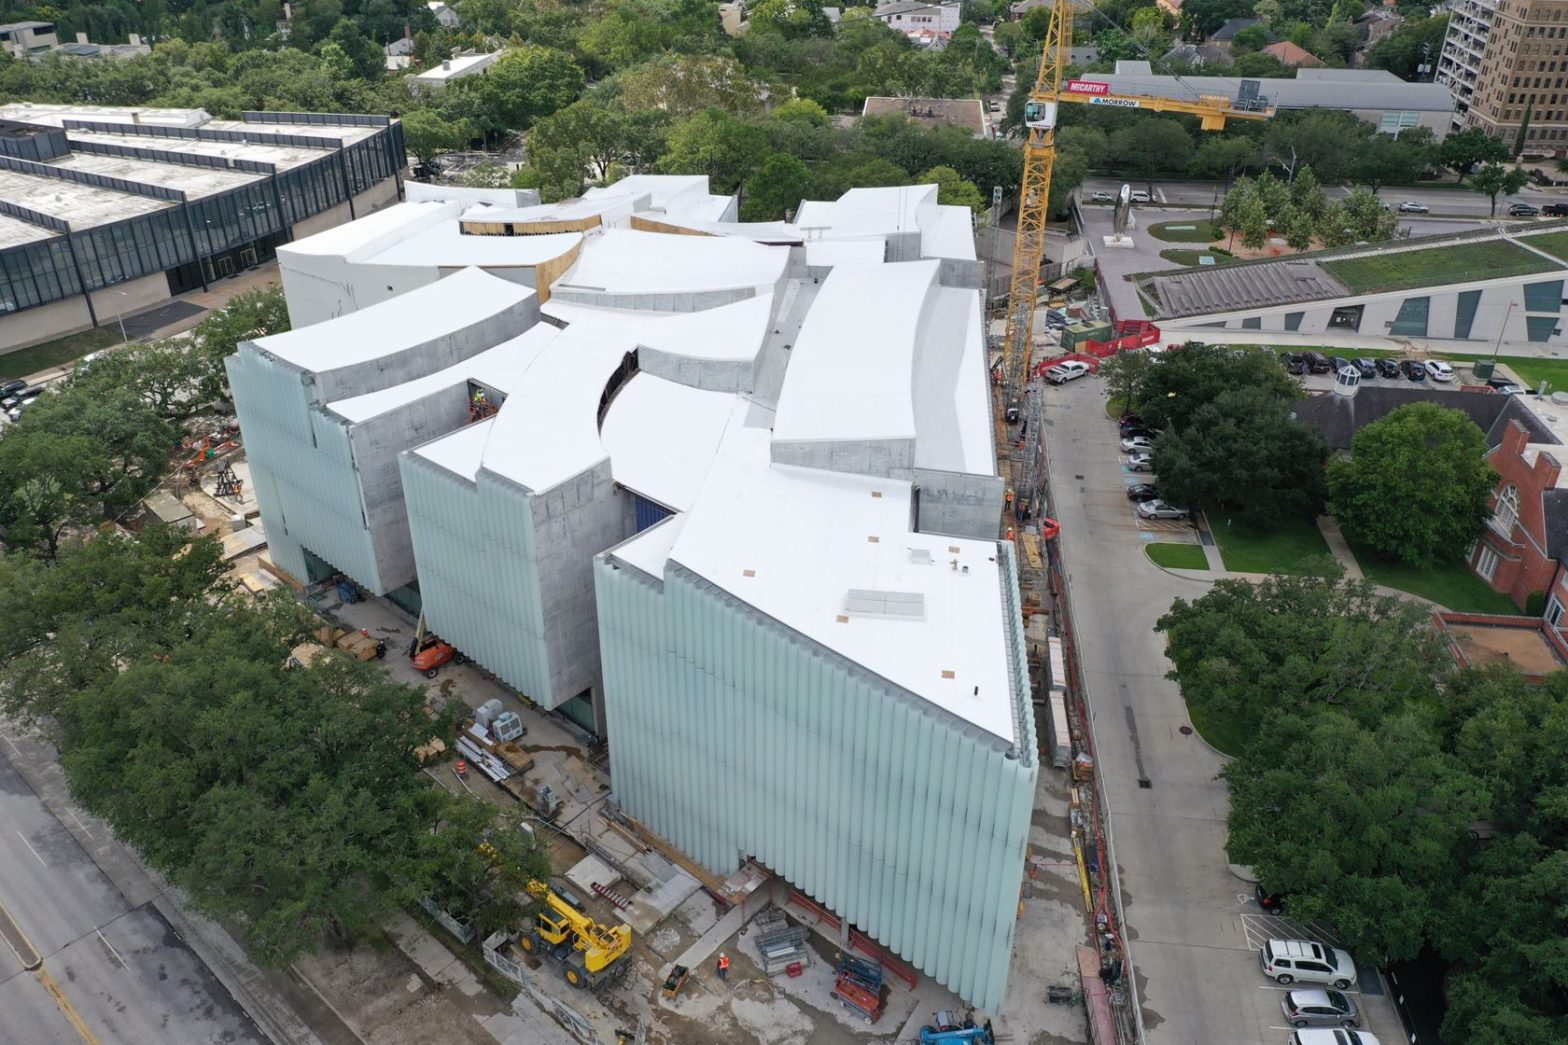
[0,748,267,1045]
[1038,375,1405,1044]
[1083,175,1564,219]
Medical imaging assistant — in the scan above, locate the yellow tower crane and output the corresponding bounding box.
[1003,0,1275,400]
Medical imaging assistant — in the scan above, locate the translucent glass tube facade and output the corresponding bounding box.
[594,539,1037,1012]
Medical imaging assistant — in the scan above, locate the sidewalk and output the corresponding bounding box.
[1315,516,1365,580]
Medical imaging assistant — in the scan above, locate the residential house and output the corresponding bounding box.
[1263,40,1324,67]
[426,1,460,28]
[1210,16,1264,44]
[1472,419,1568,610]
[873,1,961,37]
[1156,0,1184,18]
[385,36,415,71]
[1164,41,1231,68]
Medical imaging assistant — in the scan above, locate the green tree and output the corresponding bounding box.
[474,45,585,130]
[1231,23,1270,53]
[1514,100,1535,159]
[918,164,986,213]
[747,0,835,39]
[1289,164,1327,220]
[1326,401,1498,567]
[188,286,291,405]
[1188,135,1261,185]
[1283,206,1316,251]
[1152,387,1327,527]
[401,109,468,170]
[1236,193,1269,249]
[1109,118,1193,195]
[1098,346,1154,414]
[1470,162,1529,216]
[618,54,767,118]
[1438,127,1509,185]
[413,798,551,946]
[322,18,383,80]
[743,152,813,220]
[1265,109,1371,183]
[1321,187,1398,246]
[1367,14,1448,81]
[658,109,769,192]
[1135,341,1302,431]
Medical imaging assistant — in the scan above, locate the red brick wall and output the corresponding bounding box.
[1475,421,1562,610]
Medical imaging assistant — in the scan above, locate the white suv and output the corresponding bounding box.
[1259,938,1358,989]
[1290,1032,1381,1045]
[1424,359,1454,382]
[1045,360,1090,384]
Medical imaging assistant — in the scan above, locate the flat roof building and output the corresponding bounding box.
[229,176,1034,1016]
[1099,63,1456,138]
[0,103,406,354]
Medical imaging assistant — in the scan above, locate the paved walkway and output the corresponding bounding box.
[1316,516,1365,579]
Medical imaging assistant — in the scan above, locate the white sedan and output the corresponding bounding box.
[1120,435,1156,453]
[1397,201,1429,213]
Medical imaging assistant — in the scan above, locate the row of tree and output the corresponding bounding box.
[1159,568,1568,1041]
[1218,168,1396,252]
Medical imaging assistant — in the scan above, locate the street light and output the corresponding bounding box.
[112,290,129,344]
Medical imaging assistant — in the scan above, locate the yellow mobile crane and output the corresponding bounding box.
[1003,0,1276,400]
[518,879,633,989]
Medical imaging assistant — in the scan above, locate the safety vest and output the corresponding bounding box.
[717,955,730,970]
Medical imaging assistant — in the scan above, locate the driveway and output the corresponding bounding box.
[1039,376,1404,1043]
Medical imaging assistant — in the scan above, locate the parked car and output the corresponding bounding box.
[1,384,43,409]
[1136,499,1188,520]
[1259,938,1359,989]
[1129,189,1151,203]
[411,641,466,678]
[1329,356,1353,375]
[1118,411,1144,427]
[0,379,26,399]
[1396,200,1429,213]
[1401,359,1427,381]
[1282,988,1361,1029]
[1544,202,1568,217]
[1289,1031,1380,1045]
[1255,883,1287,914]
[1091,190,1114,203]
[1120,435,1156,453]
[1350,358,1377,378]
[1046,360,1091,384]
[1125,452,1154,472]
[1120,429,1155,444]
[1425,359,1455,382]
[1492,382,1527,395]
[1374,358,1403,379]
[1508,202,1540,217]
[6,395,38,422]
[1125,483,1159,502]
[1303,351,1334,374]
[1282,353,1309,375]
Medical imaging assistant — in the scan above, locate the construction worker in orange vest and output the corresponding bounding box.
[716,952,730,982]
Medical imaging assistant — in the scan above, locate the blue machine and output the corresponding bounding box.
[917,1011,995,1044]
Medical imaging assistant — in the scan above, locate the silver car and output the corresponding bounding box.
[1119,435,1155,453]
[1136,499,1188,521]
[1125,452,1154,473]
[1282,988,1360,1029]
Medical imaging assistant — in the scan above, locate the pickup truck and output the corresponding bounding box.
[1045,360,1091,384]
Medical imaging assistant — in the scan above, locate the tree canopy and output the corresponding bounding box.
[1327,401,1497,568]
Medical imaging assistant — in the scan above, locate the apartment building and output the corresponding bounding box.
[1437,0,1568,152]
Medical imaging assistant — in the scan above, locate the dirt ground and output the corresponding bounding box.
[1449,621,1566,675]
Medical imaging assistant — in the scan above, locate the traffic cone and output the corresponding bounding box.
[455,759,468,778]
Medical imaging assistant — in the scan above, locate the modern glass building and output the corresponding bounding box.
[0,104,405,352]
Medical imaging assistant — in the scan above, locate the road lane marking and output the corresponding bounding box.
[37,966,101,1044]
[95,930,124,968]
[0,732,19,756]
[16,829,47,867]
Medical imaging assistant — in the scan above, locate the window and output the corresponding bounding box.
[1476,545,1501,581]
[1547,595,1565,627]
[1329,304,1364,331]
[1454,289,1483,339]
[1379,110,1422,134]
[1491,483,1520,536]
[1524,279,1564,313]
[1526,315,1559,341]
[1390,296,1431,336]
[1242,316,1262,329]
[1284,311,1304,331]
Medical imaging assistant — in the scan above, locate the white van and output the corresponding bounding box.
[1289,1031,1381,1045]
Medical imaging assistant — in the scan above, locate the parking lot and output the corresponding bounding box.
[1040,374,1404,1044]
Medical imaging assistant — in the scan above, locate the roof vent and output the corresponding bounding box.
[909,548,933,565]
[844,589,925,620]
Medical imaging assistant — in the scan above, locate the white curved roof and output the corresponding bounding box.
[556,229,788,297]
[546,294,774,363]
[773,261,940,446]
[369,222,581,268]
[250,267,533,372]
[601,376,742,510]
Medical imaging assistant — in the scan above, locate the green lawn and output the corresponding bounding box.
[1321,240,1557,295]
[1520,229,1568,262]
[1349,545,1524,614]
[1160,248,1232,267]
[1146,542,1209,570]
[1148,220,1222,244]
[1211,517,1335,574]
[0,327,122,381]
[1185,699,1248,758]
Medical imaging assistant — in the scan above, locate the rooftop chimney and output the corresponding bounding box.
[75,31,87,43]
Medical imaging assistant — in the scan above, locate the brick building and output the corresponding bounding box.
[1436,0,1568,153]
[1471,419,1568,608]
